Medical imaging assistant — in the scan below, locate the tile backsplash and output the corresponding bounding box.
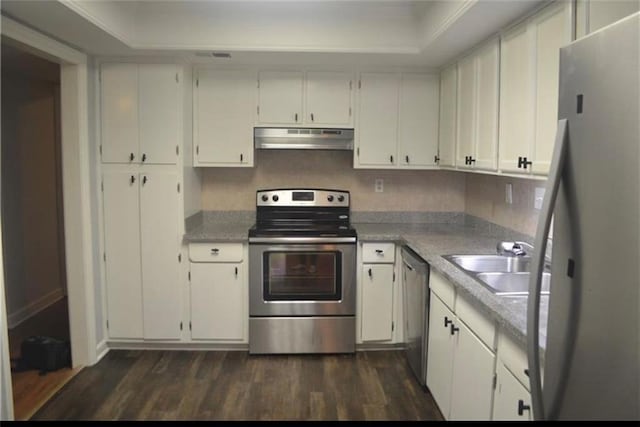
[465,173,544,237]
[202,150,466,212]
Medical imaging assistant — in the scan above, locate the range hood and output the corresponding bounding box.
[254,127,354,150]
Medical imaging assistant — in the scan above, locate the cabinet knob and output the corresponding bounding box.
[518,400,531,416]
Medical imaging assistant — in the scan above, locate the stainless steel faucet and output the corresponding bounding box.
[496,241,533,256]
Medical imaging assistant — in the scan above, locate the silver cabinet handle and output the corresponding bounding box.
[528,119,568,420]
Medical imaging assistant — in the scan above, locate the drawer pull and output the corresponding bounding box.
[444,316,453,328]
[375,249,384,254]
[518,400,531,416]
[210,248,220,255]
[368,268,372,278]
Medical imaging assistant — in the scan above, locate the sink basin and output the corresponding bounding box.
[444,254,532,273]
[475,272,551,296]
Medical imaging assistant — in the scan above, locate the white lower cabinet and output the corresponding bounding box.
[493,360,532,421]
[103,169,181,340]
[359,242,397,343]
[426,271,497,420]
[188,243,247,343]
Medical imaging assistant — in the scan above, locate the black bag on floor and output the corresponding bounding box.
[13,336,71,375]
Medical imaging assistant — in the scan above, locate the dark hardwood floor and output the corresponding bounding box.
[32,349,444,421]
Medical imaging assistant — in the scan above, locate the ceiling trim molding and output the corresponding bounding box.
[61,0,132,47]
[421,0,477,49]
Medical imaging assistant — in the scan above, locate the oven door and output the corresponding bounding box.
[249,239,356,317]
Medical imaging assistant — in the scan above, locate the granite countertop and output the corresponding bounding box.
[184,211,546,352]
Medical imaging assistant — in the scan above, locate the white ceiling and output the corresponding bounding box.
[1,0,546,68]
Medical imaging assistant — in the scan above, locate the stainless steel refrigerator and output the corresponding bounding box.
[528,13,639,420]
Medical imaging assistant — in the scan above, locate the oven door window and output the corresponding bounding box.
[263,251,342,301]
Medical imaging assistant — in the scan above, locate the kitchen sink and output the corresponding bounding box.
[475,272,550,296]
[443,253,551,297]
[443,254,532,273]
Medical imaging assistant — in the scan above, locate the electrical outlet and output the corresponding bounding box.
[535,187,545,210]
[505,183,513,205]
[375,179,384,193]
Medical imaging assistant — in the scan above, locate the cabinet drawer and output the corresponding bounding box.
[456,294,496,350]
[361,242,395,263]
[430,271,456,311]
[498,331,530,391]
[189,243,243,262]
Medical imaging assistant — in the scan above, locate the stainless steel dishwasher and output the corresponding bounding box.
[401,246,430,386]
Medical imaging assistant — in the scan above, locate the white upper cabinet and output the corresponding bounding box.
[455,53,477,169]
[498,21,535,173]
[473,39,499,171]
[398,73,440,168]
[257,70,353,127]
[194,68,255,167]
[101,63,139,164]
[576,0,640,38]
[498,1,571,175]
[456,38,499,171]
[305,71,353,126]
[101,63,180,165]
[356,72,400,167]
[257,71,304,125]
[438,64,457,167]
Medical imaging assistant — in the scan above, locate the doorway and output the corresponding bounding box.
[1,39,78,420]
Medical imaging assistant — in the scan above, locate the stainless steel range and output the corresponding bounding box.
[248,188,357,354]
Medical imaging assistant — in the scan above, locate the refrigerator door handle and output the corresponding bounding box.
[527,118,569,421]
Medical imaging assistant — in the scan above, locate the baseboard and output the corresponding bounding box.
[107,341,249,351]
[356,342,405,351]
[95,339,109,363]
[7,288,65,329]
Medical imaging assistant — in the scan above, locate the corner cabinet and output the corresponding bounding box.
[102,170,181,340]
[257,70,354,127]
[359,242,398,343]
[355,72,439,169]
[426,271,497,420]
[498,1,572,175]
[188,243,248,343]
[193,68,255,167]
[455,38,500,172]
[100,63,180,165]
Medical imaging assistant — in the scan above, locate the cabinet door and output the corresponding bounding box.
[195,69,255,166]
[426,293,456,419]
[455,55,475,169]
[190,262,245,341]
[102,170,143,339]
[305,71,353,126]
[493,361,533,421]
[361,263,394,342]
[101,63,138,164]
[258,71,303,124]
[138,64,180,165]
[532,2,572,175]
[438,65,457,167]
[139,170,181,340]
[398,74,440,167]
[499,22,535,173]
[474,39,499,171]
[356,73,399,167]
[449,319,496,421]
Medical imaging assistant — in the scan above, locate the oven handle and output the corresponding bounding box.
[249,237,357,244]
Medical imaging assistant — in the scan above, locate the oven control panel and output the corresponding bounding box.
[256,189,350,207]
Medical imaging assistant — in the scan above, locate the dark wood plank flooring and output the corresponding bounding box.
[32,350,444,421]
